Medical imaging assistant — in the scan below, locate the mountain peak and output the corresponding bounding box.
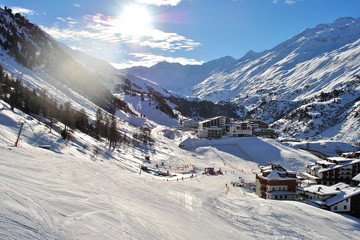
[332,16,356,26]
[240,50,259,61]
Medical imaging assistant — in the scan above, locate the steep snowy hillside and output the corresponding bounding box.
[195,17,360,104]
[0,7,183,127]
[0,7,127,114]
[2,100,360,239]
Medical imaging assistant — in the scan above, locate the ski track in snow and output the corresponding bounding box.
[1,104,360,239]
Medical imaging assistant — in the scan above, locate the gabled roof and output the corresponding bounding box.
[311,158,360,173]
[299,183,360,206]
[326,185,360,206]
[258,165,298,181]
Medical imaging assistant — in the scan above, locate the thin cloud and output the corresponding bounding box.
[66,13,201,51]
[41,12,202,68]
[285,0,296,4]
[56,17,66,22]
[55,17,78,26]
[73,4,81,8]
[112,52,204,69]
[136,0,184,6]
[272,0,297,4]
[10,6,36,15]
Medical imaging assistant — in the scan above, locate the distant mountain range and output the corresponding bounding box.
[125,17,360,142]
[125,17,360,104]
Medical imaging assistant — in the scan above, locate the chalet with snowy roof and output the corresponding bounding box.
[297,183,360,217]
[197,116,275,139]
[255,164,299,200]
[302,157,360,186]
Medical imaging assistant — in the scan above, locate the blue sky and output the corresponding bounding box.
[2,0,360,69]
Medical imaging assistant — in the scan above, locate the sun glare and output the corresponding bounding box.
[120,5,152,37]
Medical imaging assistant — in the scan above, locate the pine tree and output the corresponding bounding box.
[108,114,120,149]
[75,108,90,133]
[61,101,75,139]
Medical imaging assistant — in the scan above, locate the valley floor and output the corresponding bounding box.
[1,103,360,239]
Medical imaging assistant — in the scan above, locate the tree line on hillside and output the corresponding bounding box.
[0,65,153,150]
[168,95,241,119]
[116,75,242,120]
[0,7,48,69]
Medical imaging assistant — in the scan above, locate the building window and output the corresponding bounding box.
[344,205,347,210]
[334,206,338,211]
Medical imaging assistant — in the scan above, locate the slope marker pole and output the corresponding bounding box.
[15,122,24,147]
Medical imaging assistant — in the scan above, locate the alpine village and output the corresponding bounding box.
[1,5,360,240]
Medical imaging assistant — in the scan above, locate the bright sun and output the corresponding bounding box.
[120,5,152,36]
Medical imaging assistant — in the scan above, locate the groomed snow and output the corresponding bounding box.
[1,101,360,239]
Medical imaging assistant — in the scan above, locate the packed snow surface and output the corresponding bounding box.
[1,101,360,239]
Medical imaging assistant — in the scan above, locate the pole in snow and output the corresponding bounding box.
[15,122,24,147]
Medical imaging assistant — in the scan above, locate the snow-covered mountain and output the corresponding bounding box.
[3,7,360,142]
[2,7,360,238]
[126,17,360,142]
[123,56,238,94]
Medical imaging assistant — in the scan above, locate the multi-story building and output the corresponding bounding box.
[197,116,229,138]
[302,157,360,186]
[249,119,277,138]
[197,116,275,139]
[255,164,299,200]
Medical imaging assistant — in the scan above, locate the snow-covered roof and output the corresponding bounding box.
[298,184,340,196]
[327,156,353,163]
[326,185,360,206]
[301,172,320,180]
[313,158,360,173]
[266,171,282,180]
[299,183,360,206]
[352,173,360,182]
[266,191,297,195]
[258,165,298,181]
[316,160,334,166]
[199,116,226,124]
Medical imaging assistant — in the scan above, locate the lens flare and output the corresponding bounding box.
[120,5,152,37]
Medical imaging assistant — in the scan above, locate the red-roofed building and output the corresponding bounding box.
[255,164,299,200]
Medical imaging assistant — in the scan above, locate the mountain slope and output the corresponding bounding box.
[126,17,360,142]
[1,99,360,239]
[123,56,238,93]
[192,17,360,104]
[1,9,360,238]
